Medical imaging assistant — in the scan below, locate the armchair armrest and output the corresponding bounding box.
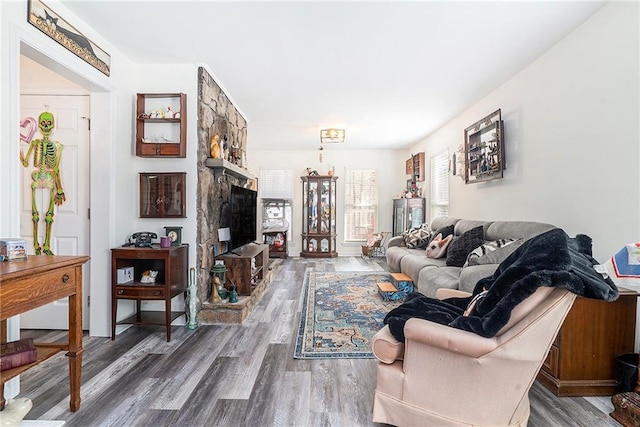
[404,317,498,358]
[435,288,471,300]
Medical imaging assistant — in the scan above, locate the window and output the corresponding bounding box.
[259,170,293,241]
[430,150,449,220]
[344,169,377,241]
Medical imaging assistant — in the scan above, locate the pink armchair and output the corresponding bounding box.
[372,287,576,426]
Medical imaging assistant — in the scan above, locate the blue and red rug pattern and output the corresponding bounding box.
[294,271,401,359]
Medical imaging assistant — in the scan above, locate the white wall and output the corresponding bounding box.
[247,148,408,256]
[120,63,200,317]
[410,2,639,263]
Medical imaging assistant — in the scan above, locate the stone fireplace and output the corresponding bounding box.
[195,66,250,322]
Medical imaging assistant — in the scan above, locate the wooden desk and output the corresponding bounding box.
[0,255,89,412]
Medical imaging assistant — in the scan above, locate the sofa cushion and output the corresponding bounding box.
[453,220,493,238]
[446,226,484,267]
[459,264,499,293]
[385,246,411,272]
[430,216,460,232]
[485,221,555,241]
[418,266,463,297]
[400,255,444,283]
[465,238,519,267]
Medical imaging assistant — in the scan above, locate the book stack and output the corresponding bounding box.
[1,338,37,371]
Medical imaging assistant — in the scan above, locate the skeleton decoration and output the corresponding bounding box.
[19,112,66,255]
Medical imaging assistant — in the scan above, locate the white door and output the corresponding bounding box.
[19,95,90,329]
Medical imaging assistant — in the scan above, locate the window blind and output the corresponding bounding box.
[430,151,449,220]
[259,169,294,200]
[344,169,377,241]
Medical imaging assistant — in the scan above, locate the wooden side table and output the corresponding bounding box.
[111,245,188,341]
[0,255,89,412]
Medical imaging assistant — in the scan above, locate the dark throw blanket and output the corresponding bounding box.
[384,228,619,341]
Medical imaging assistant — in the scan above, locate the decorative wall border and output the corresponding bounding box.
[27,0,111,76]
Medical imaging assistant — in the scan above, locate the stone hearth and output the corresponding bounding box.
[199,260,278,324]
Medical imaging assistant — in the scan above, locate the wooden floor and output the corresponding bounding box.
[17,257,621,426]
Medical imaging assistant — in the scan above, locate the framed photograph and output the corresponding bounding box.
[27,0,111,76]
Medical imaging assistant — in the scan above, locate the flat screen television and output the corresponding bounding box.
[229,185,257,251]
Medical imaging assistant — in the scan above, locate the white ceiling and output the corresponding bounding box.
[60,0,605,151]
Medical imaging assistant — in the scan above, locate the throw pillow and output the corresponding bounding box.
[446,225,484,267]
[402,224,431,249]
[466,239,524,266]
[464,238,518,267]
[428,224,454,244]
[425,233,453,258]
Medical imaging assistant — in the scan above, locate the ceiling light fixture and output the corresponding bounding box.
[320,128,345,144]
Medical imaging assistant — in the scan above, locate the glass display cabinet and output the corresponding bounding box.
[301,175,338,257]
[139,172,186,218]
[392,198,426,236]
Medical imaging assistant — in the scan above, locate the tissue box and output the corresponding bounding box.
[117,267,134,284]
[0,239,27,261]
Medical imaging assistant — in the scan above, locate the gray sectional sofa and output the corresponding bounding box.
[385,217,556,297]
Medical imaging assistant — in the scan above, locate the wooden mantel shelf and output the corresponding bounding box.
[205,158,255,181]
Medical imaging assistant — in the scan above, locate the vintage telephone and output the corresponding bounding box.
[124,232,158,247]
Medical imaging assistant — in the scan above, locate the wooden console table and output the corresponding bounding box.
[0,255,89,412]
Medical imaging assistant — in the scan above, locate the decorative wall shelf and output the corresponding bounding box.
[205,158,255,182]
[136,93,186,158]
[464,109,504,184]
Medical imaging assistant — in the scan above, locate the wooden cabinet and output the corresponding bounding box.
[301,175,338,257]
[392,198,426,236]
[216,243,268,296]
[464,109,504,184]
[407,152,425,182]
[263,231,287,258]
[111,245,188,342]
[139,172,186,218]
[537,287,638,396]
[136,93,186,158]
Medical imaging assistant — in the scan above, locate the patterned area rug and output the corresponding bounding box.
[294,271,402,359]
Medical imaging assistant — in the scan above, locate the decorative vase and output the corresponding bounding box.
[186,268,199,330]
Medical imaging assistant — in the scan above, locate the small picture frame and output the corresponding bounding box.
[164,226,182,246]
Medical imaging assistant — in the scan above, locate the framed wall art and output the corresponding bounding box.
[27,0,111,76]
[463,109,504,184]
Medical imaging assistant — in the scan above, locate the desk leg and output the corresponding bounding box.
[67,283,83,412]
[0,319,5,410]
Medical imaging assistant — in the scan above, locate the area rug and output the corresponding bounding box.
[294,271,401,359]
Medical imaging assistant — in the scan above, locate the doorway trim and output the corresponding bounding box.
[5,21,115,338]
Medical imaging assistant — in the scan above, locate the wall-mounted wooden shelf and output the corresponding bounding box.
[205,158,255,182]
[136,93,186,158]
